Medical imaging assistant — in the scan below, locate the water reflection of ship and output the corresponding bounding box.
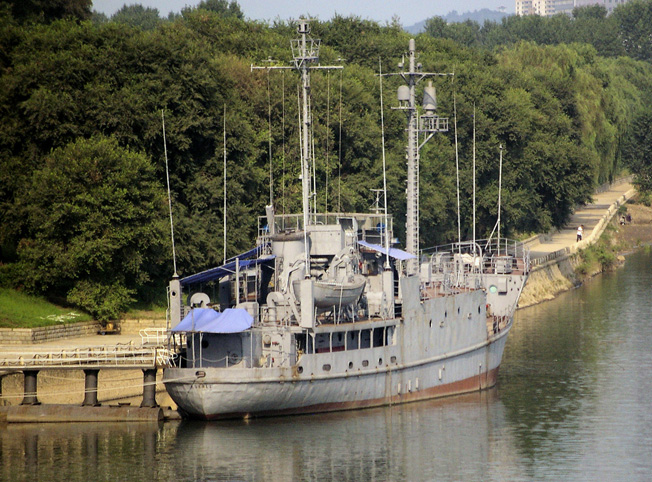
[166,391,526,481]
[0,394,528,480]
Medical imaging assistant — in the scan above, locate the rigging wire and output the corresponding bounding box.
[498,144,503,254]
[282,70,286,215]
[161,109,177,277]
[473,103,476,257]
[223,104,227,264]
[311,93,317,217]
[267,69,273,206]
[325,70,330,213]
[338,68,343,213]
[297,84,303,220]
[378,58,390,269]
[453,85,461,254]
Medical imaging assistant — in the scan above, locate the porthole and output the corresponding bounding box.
[478,305,481,314]
[445,310,448,318]
[378,358,383,365]
[390,356,397,363]
[322,364,331,372]
[348,362,353,369]
[457,307,460,314]
[362,360,369,367]
[429,320,432,327]
[297,366,304,374]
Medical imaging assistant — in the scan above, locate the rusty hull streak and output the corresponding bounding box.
[196,367,500,421]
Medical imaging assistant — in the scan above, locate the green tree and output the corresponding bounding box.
[612,0,652,62]
[186,0,244,19]
[622,111,652,192]
[6,0,91,23]
[111,4,162,30]
[15,136,168,320]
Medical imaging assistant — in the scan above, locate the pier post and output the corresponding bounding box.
[82,369,101,406]
[21,370,40,405]
[140,369,158,408]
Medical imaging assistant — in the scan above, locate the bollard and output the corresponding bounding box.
[21,370,40,405]
[82,369,101,406]
[140,369,158,408]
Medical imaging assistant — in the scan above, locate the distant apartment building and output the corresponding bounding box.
[574,0,629,14]
[515,0,630,16]
[516,0,534,15]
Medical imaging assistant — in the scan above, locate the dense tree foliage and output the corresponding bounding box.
[5,0,92,24]
[14,136,168,320]
[423,0,652,199]
[1,1,652,317]
[111,5,162,30]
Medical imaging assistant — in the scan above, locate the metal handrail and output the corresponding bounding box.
[0,345,161,370]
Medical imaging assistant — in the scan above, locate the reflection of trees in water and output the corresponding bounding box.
[0,422,164,482]
[502,255,644,461]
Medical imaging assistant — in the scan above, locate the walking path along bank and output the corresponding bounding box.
[0,179,637,420]
[519,178,635,307]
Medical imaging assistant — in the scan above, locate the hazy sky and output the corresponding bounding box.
[92,1,513,26]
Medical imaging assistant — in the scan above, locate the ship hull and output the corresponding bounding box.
[163,324,510,420]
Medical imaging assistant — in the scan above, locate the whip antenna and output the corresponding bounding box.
[379,57,390,269]
[223,104,227,264]
[162,109,178,277]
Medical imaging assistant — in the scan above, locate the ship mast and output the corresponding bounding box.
[253,19,341,276]
[294,19,316,261]
[389,39,452,275]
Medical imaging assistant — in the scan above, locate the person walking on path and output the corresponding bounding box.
[577,225,583,242]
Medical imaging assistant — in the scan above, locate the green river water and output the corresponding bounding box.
[2,248,651,481]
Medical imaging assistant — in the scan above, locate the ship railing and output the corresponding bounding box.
[257,212,394,240]
[170,350,293,369]
[173,353,253,369]
[139,328,168,346]
[422,238,529,276]
[0,344,161,370]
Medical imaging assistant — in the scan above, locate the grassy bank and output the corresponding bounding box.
[0,289,166,329]
[0,288,92,328]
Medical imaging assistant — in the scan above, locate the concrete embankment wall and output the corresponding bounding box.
[518,253,588,308]
[0,321,100,345]
[0,317,166,345]
[518,186,636,309]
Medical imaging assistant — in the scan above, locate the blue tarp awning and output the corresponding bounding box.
[180,246,274,285]
[358,240,416,260]
[172,308,254,333]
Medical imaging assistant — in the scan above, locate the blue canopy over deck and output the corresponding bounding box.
[180,245,274,285]
[172,308,253,333]
[357,240,416,260]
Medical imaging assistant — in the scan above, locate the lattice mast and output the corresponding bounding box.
[391,39,451,275]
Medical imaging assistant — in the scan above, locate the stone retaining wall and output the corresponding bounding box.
[0,321,101,345]
[0,317,167,345]
[119,317,166,335]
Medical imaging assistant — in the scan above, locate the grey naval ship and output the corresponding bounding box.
[163,20,530,420]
